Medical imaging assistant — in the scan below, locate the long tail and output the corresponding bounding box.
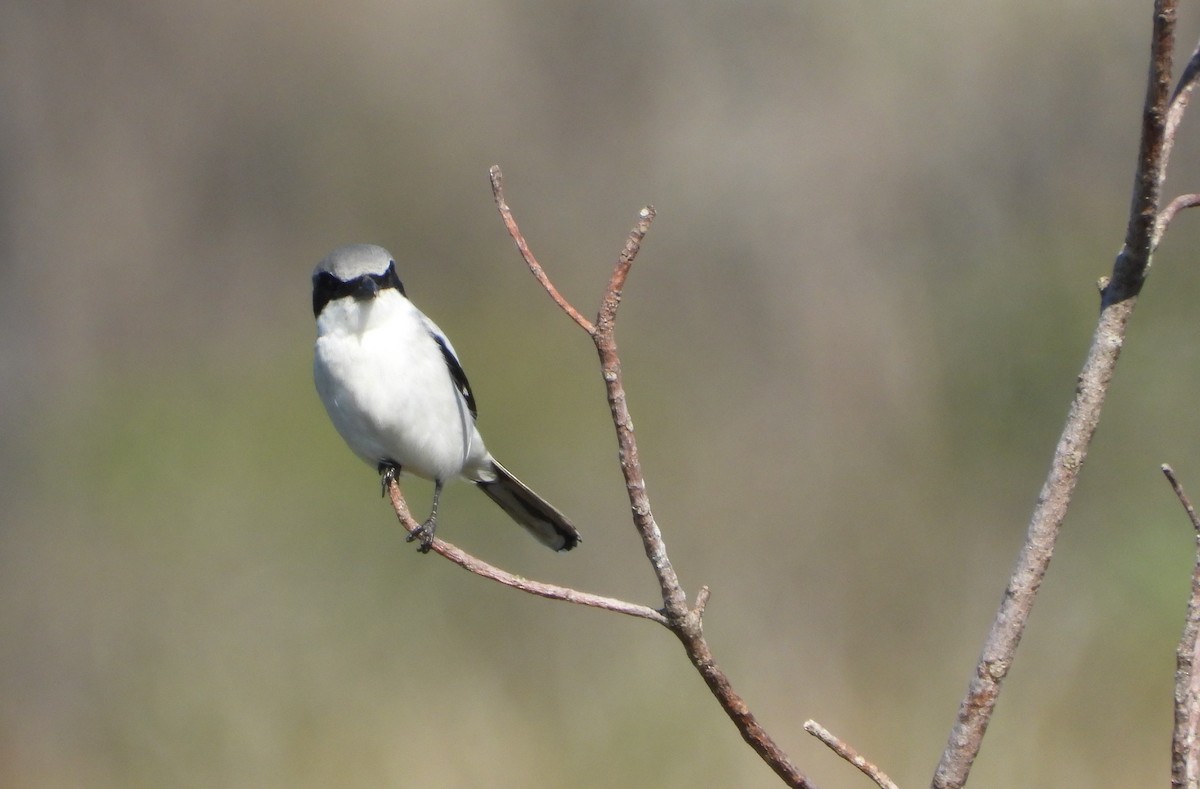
[476,460,581,551]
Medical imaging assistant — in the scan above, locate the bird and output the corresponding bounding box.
[312,243,581,553]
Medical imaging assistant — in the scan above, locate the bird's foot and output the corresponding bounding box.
[405,518,437,554]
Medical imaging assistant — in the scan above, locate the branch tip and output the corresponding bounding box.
[489,165,595,334]
[597,205,657,330]
[1163,464,1200,533]
[694,585,711,617]
[1156,193,1200,245]
[805,720,899,789]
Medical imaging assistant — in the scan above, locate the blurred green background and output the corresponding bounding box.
[3,1,1200,786]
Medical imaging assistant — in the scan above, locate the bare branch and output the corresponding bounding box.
[491,171,817,788]
[597,206,656,332]
[384,478,667,625]
[589,208,693,620]
[805,720,899,789]
[1111,0,1177,298]
[1164,465,1200,531]
[933,3,1183,786]
[1162,464,1200,789]
[1163,37,1200,183]
[489,166,596,335]
[675,627,812,788]
[1155,193,1200,245]
[1151,37,1200,250]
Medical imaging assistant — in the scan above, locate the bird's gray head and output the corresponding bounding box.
[312,244,406,317]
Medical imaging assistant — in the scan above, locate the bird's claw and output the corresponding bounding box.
[405,519,437,553]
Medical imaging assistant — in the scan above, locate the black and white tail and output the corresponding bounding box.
[476,460,580,551]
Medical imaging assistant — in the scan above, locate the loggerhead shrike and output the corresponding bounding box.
[312,244,580,552]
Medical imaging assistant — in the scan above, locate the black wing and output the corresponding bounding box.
[430,330,478,421]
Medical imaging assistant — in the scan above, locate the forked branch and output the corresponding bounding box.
[378,166,840,787]
[489,165,822,788]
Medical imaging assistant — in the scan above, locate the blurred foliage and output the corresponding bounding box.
[3,1,1200,786]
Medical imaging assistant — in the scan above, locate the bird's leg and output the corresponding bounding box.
[378,462,439,553]
[405,479,443,554]
[378,461,401,497]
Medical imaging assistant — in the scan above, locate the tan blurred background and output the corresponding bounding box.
[3,1,1200,786]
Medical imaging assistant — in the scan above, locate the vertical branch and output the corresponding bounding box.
[932,303,1131,789]
[1162,465,1200,789]
[589,208,812,787]
[591,206,691,619]
[1111,0,1177,299]
[932,2,1179,787]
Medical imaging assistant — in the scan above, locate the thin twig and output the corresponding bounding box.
[1165,465,1200,531]
[1162,37,1200,185]
[489,165,596,335]
[1155,193,1200,245]
[805,720,900,789]
[933,3,1181,787]
[597,207,656,331]
[1152,35,1200,251]
[385,478,667,625]
[1163,464,1200,789]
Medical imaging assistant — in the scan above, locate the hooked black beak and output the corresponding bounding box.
[352,275,380,301]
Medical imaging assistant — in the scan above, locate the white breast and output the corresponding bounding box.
[313,291,488,482]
